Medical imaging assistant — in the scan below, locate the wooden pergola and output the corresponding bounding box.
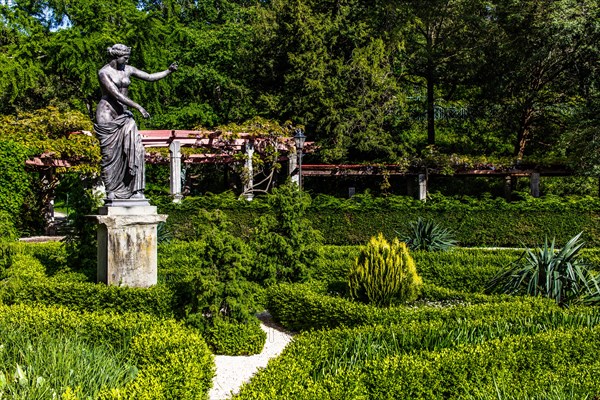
[25,129,579,203]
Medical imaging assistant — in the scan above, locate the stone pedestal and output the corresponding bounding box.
[96,204,166,287]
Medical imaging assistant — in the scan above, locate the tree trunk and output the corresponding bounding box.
[427,64,435,145]
[514,105,535,160]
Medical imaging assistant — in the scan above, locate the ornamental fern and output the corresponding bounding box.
[348,233,422,306]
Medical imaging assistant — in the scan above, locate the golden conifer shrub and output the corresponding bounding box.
[348,233,422,306]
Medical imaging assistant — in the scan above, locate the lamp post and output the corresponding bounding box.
[293,129,306,190]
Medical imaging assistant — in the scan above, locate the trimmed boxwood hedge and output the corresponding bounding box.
[157,193,600,247]
[0,278,175,318]
[0,303,214,399]
[204,317,266,356]
[235,321,600,399]
[266,282,557,332]
[1,242,267,357]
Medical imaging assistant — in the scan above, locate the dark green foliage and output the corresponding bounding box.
[161,210,263,324]
[60,173,101,277]
[204,317,266,356]
[489,232,600,306]
[0,210,18,242]
[0,241,68,276]
[0,140,32,237]
[159,193,600,247]
[348,234,422,306]
[251,183,322,285]
[402,217,457,251]
[414,249,518,293]
[157,221,173,245]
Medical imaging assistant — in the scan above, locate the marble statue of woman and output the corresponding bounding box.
[95,44,177,201]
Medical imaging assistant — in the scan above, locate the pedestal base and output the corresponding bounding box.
[96,206,167,287]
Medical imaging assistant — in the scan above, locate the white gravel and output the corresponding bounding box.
[208,312,294,400]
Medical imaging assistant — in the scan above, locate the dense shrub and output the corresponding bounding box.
[0,210,18,241]
[204,317,266,356]
[159,237,264,326]
[0,303,214,399]
[111,323,214,400]
[251,183,322,285]
[0,238,68,273]
[414,249,519,293]
[348,234,422,305]
[0,140,31,236]
[267,282,555,332]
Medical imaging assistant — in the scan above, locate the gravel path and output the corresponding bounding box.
[209,312,294,400]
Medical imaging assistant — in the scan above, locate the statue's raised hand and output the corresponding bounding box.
[168,62,178,72]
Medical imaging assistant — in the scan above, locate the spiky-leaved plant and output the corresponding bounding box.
[402,218,457,252]
[348,233,422,306]
[488,232,599,307]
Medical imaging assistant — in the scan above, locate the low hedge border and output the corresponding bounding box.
[266,282,557,332]
[235,323,600,399]
[235,306,600,399]
[0,278,175,318]
[0,303,214,399]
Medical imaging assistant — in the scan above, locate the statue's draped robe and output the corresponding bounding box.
[94,113,145,199]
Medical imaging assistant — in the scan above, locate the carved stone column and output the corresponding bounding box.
[96,205,166,287]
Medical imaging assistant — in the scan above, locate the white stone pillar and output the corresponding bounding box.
[289,150,299,186]
[243,140,254,201]
[96,205,166,288]
[169,140,183,203]
[418,173,427,202]
[530,172,540,198]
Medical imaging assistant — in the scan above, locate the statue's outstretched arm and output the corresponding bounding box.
[130,63,178,82]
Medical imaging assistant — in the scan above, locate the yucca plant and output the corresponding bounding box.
[488,232,598,307]
[348,233,422,306]
[402,218,457,252]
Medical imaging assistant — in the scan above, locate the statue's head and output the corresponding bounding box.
[107,44,131,59]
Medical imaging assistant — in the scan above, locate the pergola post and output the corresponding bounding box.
[418,173,427,202]
[243,140,254,201]
[504,175,513,201]
[289,150,299,186]
[530,172,540,198]
[169,140,183,203]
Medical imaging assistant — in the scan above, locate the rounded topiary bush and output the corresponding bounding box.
[348,233,422,306]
